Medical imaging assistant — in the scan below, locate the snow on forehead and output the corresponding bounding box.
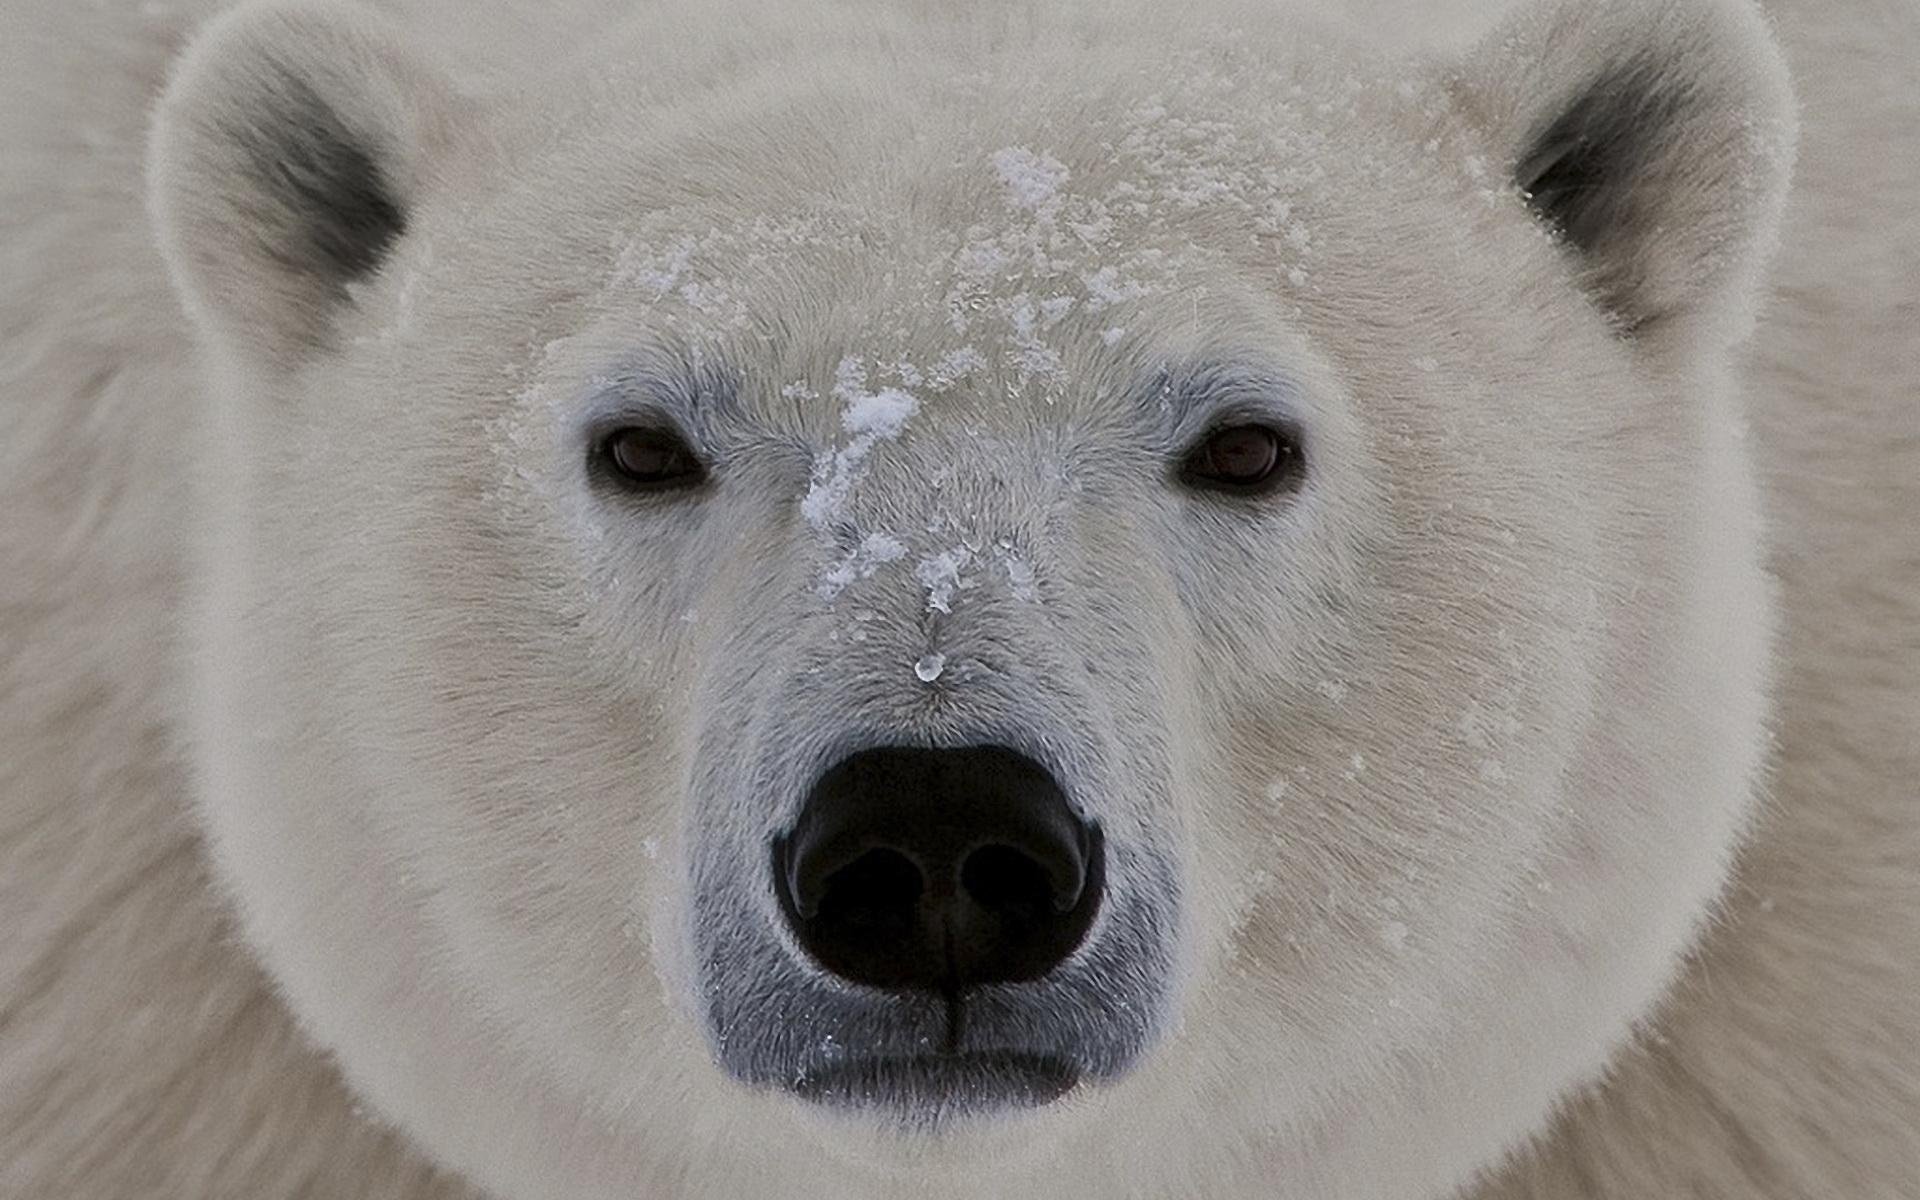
[586,70,1391,345]
[991,146,1071,212]
[574,52,1446,440]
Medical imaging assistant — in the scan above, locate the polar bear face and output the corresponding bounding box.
[149,0,1795,1194]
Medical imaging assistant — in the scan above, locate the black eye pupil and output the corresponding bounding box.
[1205,427,1279,481]
[604,428,702,488]
[1184,423,1300,493]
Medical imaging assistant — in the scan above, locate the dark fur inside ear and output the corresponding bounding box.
[1517,57,1691,256]
[149,2,470,363]
[230,66,407,297]
[1513,55,1698,328]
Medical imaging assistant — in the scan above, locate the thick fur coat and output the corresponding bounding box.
[2,0,1914,1197]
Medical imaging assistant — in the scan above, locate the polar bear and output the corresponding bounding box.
[2,0,1915,1196]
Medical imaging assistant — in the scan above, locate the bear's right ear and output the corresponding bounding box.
[148,2,473,365]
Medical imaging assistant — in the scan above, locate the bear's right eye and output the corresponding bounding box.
[597,426,707,492]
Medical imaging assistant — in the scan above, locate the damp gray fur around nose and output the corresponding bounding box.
[686,715,1181,1115]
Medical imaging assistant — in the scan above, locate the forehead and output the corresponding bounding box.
[452,19,1456,426]
[506,19,1424,250]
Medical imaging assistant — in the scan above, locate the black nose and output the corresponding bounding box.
[773,745,1103,992]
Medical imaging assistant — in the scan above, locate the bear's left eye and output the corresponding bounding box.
[1179,423,1305,495]
[597,426,707,492]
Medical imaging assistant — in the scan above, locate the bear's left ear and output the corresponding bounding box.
[148,1,475,366]
[1450,0,1798,343]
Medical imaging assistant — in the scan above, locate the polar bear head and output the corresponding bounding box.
[148,0,1794,1195]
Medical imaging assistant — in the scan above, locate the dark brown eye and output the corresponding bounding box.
[1181,423,1303,494]
[601,427,706,490]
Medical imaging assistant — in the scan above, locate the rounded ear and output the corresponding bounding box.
[147,1,473,365]
[1449,0,1798,344]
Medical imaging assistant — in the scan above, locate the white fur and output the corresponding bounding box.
[2,0,1914,1197]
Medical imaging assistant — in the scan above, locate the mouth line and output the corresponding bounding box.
[787,1049,1081,1116]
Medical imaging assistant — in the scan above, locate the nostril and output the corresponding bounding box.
[817,848,923,934]
[961,844,1072,920]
